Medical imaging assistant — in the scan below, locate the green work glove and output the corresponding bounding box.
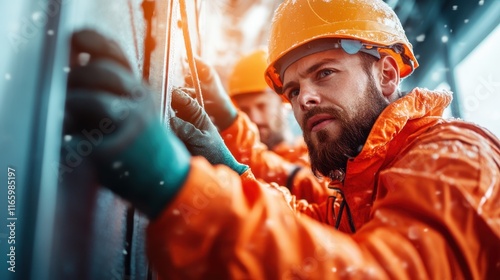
[64,29,190,219]
[170,88,248,175]
[185,57,238,131]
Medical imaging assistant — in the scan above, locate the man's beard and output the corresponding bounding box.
[303,77,389,177]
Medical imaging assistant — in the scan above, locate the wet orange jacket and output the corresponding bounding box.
[220,111,331,204]
[147,88,500,279]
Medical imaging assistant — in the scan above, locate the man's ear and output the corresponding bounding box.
[377,55,400,98]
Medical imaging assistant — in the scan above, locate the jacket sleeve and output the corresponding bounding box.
[367,122,500,279]
[221,111,331,205]
[146,123,500,279]
[146,157,382,279]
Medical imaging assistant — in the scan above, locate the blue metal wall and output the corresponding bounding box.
[0,0,179,279]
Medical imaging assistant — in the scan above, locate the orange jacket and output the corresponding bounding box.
[220,111,330,204]
[147,88,500,279]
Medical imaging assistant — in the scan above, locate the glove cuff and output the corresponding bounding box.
[96,119,191,219]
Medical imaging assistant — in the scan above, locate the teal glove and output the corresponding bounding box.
[170,88,248,175]
[185,57,238,131]
[64,29,190,219]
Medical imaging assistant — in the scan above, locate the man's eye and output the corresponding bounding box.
[318,69,334,78]
[285,89,299,100]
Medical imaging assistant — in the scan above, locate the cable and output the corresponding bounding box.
[179,0,204,107]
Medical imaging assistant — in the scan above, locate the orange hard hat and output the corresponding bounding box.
[265,0,419,94]
[228,48,270,97]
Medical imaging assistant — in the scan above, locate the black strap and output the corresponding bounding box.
[329,187,356,233]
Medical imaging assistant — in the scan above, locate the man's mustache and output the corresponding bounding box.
[302,106,344,131]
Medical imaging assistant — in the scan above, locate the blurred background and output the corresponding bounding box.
[0,0,499,279]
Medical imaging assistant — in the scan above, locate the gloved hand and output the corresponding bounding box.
[185,57,238,131]
[64,29,190,219]
[170,87,248,175]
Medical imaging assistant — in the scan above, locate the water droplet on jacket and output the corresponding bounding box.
[122,249,128,255]
[64,135,72,142]
[159,181,164,185]
[408,226,420,240]
[452,5,458,10]
[374,210,389,223]
[47,29,54,36]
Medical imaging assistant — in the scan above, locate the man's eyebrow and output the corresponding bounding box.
[282,58,341,92]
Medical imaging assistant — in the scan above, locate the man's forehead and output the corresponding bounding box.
[283,49,353,82]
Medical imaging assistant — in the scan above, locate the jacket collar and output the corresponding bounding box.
[355,87,453,160]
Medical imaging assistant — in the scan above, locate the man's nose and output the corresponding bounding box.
[247,108,265,125]
[298,86,320,111]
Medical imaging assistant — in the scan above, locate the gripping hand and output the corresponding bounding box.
[64,30,190,219]
[170,88,248,175]
[185,57,238,131]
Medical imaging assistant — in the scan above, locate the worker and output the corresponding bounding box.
[65,0,500,278]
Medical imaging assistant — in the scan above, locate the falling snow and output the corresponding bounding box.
[112,161,123,169]
[416,34,426,42]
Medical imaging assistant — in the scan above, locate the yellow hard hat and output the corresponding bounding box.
[265,0,419,93]
[228,48,270,97]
